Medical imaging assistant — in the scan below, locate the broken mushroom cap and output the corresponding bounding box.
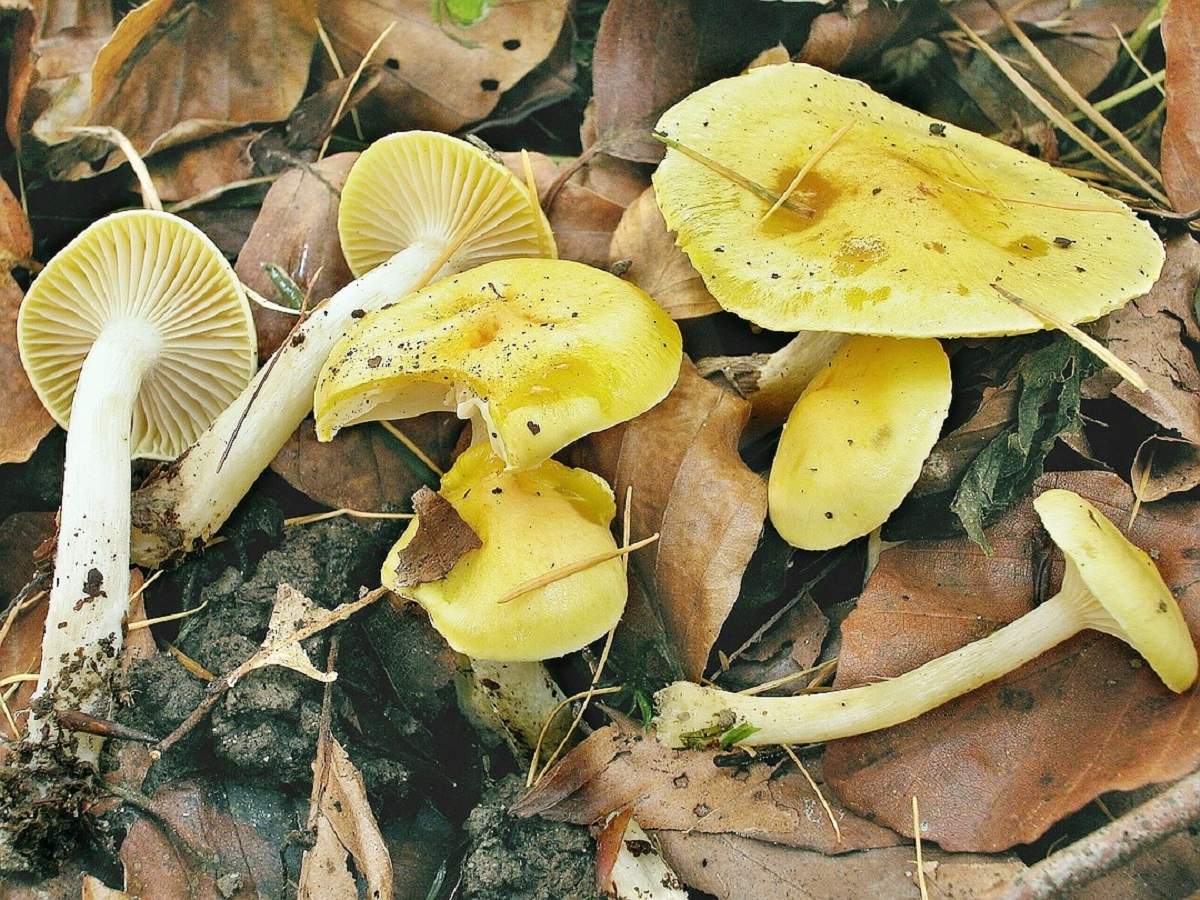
[652,62,1165,338]
[315,257,684,471]
[385,444,627,661]
[768,336,951,550]
[1034,489,1198,692]
[18,209,256,459]
[338,130,556,280]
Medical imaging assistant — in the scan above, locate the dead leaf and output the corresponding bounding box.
[746,43,791,70]
[515,721,899,853]
[501,150,625,268]
[607,817,688,899]
[797,3,918,72]
[955,0,1156,40]
[824,470,1200,852]
[119,778,289,899]
[235,153,357,357]
[1163,0,1200,212]
[1131,435,1200,503]
[655,832,1022,900]
[577,361,767,681]
[0,589,44,761]
[300,737,393,900]
[0,511,54,600]
[591,0,698,163]
[271,417,456,514]
[1085,235,1200,444]
[247,583,339,684]
[0,177,53,465]
[388,487,481,588]
[80,874,129,899]
[717,595,830,694]
[578,102,652,207]
[2,1,36,150]
[84,0,318,161]
[318,0,569,132]
[594,806,634,894]
[146,128,259,203]
[470,15,577,135]
[608,187,720,320]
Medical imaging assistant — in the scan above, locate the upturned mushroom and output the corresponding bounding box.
[314,257,684,470]
[654,489,1198,748]
[768,336,951,550]
[16,210,256,759]
[130,132,555,566]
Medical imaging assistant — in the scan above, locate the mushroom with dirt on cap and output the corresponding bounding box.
[314,257,684,470]
[130,131,555,567]
[654,489,1198,748]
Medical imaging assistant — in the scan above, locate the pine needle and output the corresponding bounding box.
[284,508,415,527]
[496,533,660,605]
[315,16,365,141]
[913,795,929,900]
[129,600,208,632]
[318,21,395,160]
[65,126,162,211]
[379,420,445,476]
[761,121,854,223]
[782,744,841,845]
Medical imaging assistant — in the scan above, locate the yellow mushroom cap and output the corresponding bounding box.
[768,336,951,550]
[384,444,627,661]
[315,258,683,471]
[338,131,556,279]
[17,209,256,460]
[652,63,1165,338]
[1034,489,1198,693]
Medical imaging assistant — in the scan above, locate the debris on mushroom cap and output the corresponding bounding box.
[652,62,1165,338]
[1034,489,1199,692]
[314,257,684,471]
[17,209,256,460]
[384,444,627,661]
[768,336,951,551]
[338,130,556,280]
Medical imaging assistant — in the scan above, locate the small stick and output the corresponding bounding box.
[653,132,815,217]
[129,600,207,632]
[990,768,1200,899]
[761,121,854,223]
[57,709,159,744]
[314,16,365,141]
[284,508,415,527]
[496,534,659,604]
[65,126,162,211]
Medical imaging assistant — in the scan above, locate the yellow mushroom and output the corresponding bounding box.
[315,258,684,471]
[655,489,1198,748]
[386,444,627,661]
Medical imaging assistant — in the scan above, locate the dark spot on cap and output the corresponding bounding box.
[351,309,366,319]
[367,356,382,368]
[929,122,946,136]
[527,421,541,435]
[491,487,503,495]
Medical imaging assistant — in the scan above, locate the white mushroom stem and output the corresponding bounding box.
[457,658,569,762]
[695,332,847,440]
[656,563,1113,748]
[131,240,448,567]
[27,320,162,763]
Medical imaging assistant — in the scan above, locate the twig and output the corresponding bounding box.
[990,768,1200,899]
[379,420,445,476]
[782,744,841,845]
[284,508,415,527]
[64,126,162,211]
[315,17,364,141]
[496,534,659,604]
[318,21,394,160]
[56,710,159,744]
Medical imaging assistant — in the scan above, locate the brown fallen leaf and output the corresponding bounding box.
[1131,434,1200,503]
[235,153,358,357]
[608,187,720,320]
[0,511,54,601]
[146,128,259,204]
[655,832,1022,900]
[388,487,481,588]
[590,0,699,163]
[500,150,626,269]
[606,816,688,899]
[824,470,1200,852]
[83,0,317,162]
[119,779,288,899]
[515,721,899,853]
[577,361,766,681]
[80,874,129,899]
[1156,0,1199,212]
[1085,235,1200,446]
[797,3,919,72]
[0,590,44,762]
[318,0,569,133]
[955,0,1156,40]
[247,583,341,684]
[717,594,830,694]
[300,737,393,900]
[271,417,458,514]
[577,102,652,208]
[1,1,36,150]
[471,15,577,135]
[0,178,53,465]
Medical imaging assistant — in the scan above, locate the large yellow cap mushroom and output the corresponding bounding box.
[768,336,951,550]
[652,63,1165,338]
[385,444,627,661]
[315,258,683,470]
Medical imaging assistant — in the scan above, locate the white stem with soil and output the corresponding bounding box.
[458,659,569,762]
[656,568,1102,747]
[26,321,161,764]
[131,240,447,567]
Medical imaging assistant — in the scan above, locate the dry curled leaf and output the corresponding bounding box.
[515,721,898,853]
[579,361,766,681]
[318,0,568,133]
[0,178,53,465]
[608,187,720,320]
[605,816,688,899]
[84,0,317,160]
[717,595,830,693]
[655,832,1022,900]
[146,128,259,204]
[1163,0,1200,212]
[591,0,698,163]
[388,487,482,588]
[246,583,340,684]
[824,470,1200,852]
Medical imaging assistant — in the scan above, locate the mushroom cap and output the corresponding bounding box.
[1035,489,1198,693]
[17,209,256,460]
[384,444,627,661]
[652,63,1165,338]
[338,131,556,279]
[315,258,684,471]
[768,336,950,550]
